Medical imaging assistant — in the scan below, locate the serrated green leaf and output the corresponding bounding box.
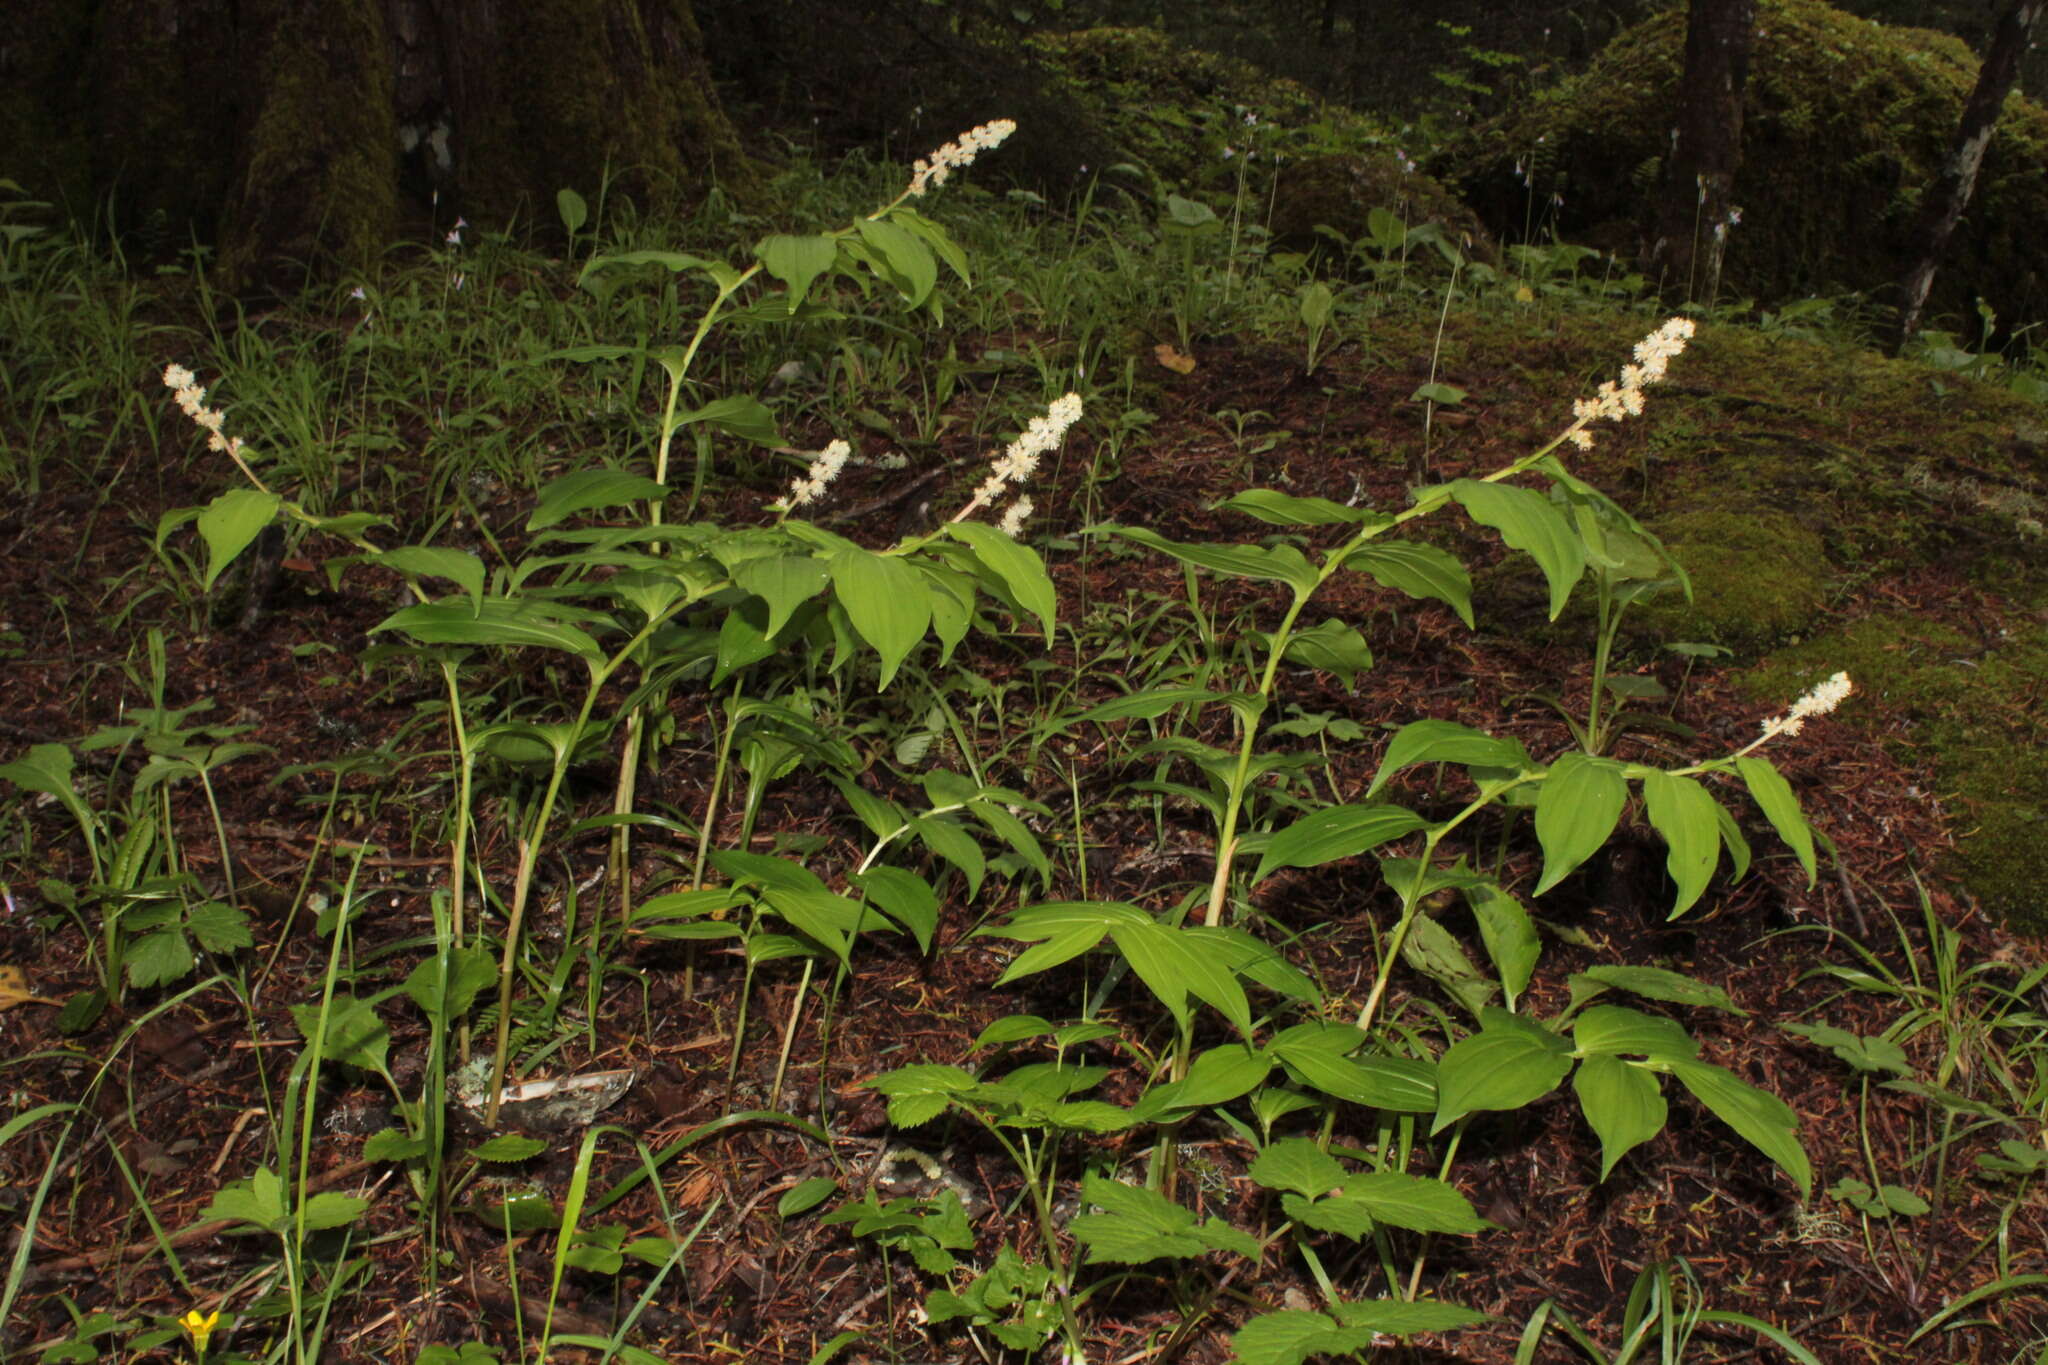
[1248,1138,1346,1199]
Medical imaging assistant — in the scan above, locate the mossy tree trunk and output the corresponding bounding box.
[0,0,757,294]
[1649,0,1755,306]
[1889,0,2044,354]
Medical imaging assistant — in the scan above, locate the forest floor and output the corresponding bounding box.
[2,281,2046,1365]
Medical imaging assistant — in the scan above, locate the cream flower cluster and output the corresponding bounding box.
[772,439,852,512]
[954,392,1083,530]
[1565,316,1696,450]
[907,120,1017,197]
[1760,671,1853,740]
[161,363,244,457]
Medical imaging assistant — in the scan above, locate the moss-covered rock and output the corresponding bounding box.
[1443,0,2048,329]
[1267,152,1494,260]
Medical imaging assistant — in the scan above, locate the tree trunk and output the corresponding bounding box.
[0,0,757,294]
[1889,0,2045,354]
[1649,0,1756,306]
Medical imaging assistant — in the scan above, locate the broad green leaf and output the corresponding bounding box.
[1465,880,1539,1007]
[402,944,498,1022]
[205,1166,286,1231]
[1640,770,1721,917]
[910,813,984,898]
[1344,541,1475,628]
[1411,381,1467,406]
[0,744,92,840]
[1282,1189,1375,1240]
[855,218,938,306]
[672,395,780,446]
[1449,480,1585,619]
[1368,719,1529,797]
[1091,524,1320,594]
[1573,1054,1667,1180]
[827,548,929,688]
[944,520,1056,643]
[1669,1058,1811,1198]
[778,1176,839,1218]
[374,547,486,611]
[555,186,588,234]
[1299,281,1334,327]
[1568,965,1746,1016]
[1280,619,1374,685]
[196,488,281,591]
[292,994,390,1075]
[471,1135,547,1163]
[1109,920,1253,1040]
[853,865,938,955]
[1147,1044,1271,1112]
[753,232,840,311]
[971,1014,1056,1051]
[1571,1006,1700,1063]
[733,555,829,639]
[373,599,604,666]
[1433,1010,1571,1133]
[1218,489,1385,526]
[1533,754,1628,895]
[1252,803,1426,884]
[887,207,972,284]
[1736,756,1817,885]
[1247,1138,1345,1199]
[527,469,669,531]
[1400,913,1495,1020]
[994,924,1108,984]
[1272,1046,1436,1112]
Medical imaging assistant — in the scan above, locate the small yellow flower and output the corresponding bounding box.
[180,1308,221,1354]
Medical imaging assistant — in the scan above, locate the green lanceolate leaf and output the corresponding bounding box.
[527,469,670,531]
[1218,488,1387,526]
[1280,618,1374,685]
[827,547,930,689]
[1465,880,1539,1007]
[1573,1054,1667,1180]
[1068,686,1237,726]
[1433,1009,1571,1133]
[1368,719,1530,797]
[1089,524,1320,594]
[1567,964,1746,1016]
[1639,769,1722,917]
[1668,1057,1811,1198]
[1449,479,1585,619]
[672,394,781,446]
[1571,1005,1700,1063]
[855,218,938,306]
[373,599,605,666]
[1252,803,1426,884]
[374,547,487,611]
[1344,540,1476,628]
[1735,755,1818,885]
[1108,919,1254,1040]
[1532,753,1628,895]
[944,520,1056,642]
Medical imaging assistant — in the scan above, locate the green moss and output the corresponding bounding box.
[1447,0,2048,327]
[1642,506,1832,652]
[1739,616,2048,933]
